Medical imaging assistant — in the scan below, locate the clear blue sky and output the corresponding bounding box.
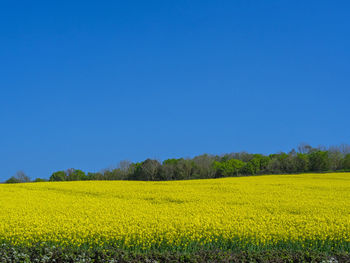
[1,1,349,181]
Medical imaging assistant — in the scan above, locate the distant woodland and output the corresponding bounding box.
[5,143,350,183]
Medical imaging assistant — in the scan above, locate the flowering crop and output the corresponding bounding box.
[0,173,349,251]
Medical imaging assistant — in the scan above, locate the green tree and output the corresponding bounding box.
[343,154,350,169]
[5,171,30,183]
[33,178,47,182]
[50,171,67,181]
[214,159,245,177]
[5,176,21,183]
[131,159,161,180]
[241,161,255,175]
[295,153,309,172]
[66,169,86,181]
[258,155,271,173]
[309,151,330,171]
[267,154,282,174]
[86,172,104,180]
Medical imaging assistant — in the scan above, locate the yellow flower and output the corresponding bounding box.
[0,173,349,250]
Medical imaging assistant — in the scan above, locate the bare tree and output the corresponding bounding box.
[15,171,30,183]
[118,160,131,173]
[193,154,216,178]
[339,143,350,155]
[178,159,193,180]
[298,143,313,154]
[141,159,161,181]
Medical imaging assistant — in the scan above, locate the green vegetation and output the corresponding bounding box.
[0,244,349,263]
[4,143,350,183]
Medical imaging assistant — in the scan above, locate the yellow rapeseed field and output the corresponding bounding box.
[0,173,349,251]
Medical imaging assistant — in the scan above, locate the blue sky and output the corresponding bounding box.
[1,1,349,180]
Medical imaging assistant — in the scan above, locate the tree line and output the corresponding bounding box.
[4,143,350,183]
